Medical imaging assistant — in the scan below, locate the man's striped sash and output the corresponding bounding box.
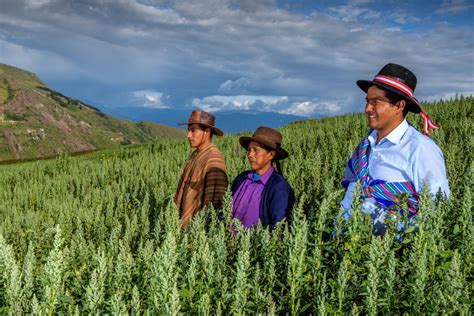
[341,130,418,216]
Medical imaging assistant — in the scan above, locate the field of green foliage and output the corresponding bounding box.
[0,96,472,314]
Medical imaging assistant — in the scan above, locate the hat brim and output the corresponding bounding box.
[357,80,421,113]
[178,121,224,136]
[239,136,289,160]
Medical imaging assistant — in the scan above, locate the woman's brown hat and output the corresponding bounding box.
[239,126,289,160]
[179,110,224,136]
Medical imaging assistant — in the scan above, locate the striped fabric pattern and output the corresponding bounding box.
[342,130,418,216]
[175,144,228,228]
[203,167,228,209]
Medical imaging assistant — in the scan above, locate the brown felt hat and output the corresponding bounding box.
[179,110,223,136]
[239,126,289,160]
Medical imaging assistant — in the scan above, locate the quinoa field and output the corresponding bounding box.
[0,96,472,314]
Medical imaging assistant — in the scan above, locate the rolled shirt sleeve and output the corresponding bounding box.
[341,182,356,217]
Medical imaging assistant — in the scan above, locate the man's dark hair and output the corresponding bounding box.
[192,124,213,138]
[203,126,213,138]
[384,89,410,117]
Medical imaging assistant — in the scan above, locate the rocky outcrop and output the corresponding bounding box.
[3,130,23,159]
[26,128,46,141]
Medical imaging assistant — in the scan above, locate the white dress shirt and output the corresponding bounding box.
[341,119,450,224]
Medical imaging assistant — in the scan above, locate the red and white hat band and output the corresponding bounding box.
[373,75,440,136]
[373,75,414,98]
[420,111,440,136]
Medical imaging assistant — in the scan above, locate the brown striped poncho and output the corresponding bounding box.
[175,144,228,228]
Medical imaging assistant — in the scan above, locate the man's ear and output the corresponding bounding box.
[396,99,406,114]
[205,127,213,138]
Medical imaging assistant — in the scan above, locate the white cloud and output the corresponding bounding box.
[436,0,472,15]
[0,1,471,116]
[133,90,169,109]
[389,11,420,24]
[281,101,342,116]
[192,95,343,117]
[384,27,401,32]
[218,77,254,94]
[193,95,288,112]
[328,5,381,21]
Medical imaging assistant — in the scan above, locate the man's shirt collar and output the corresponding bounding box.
[369,119,409,146]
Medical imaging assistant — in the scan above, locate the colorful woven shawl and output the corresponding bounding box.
[341,130,418,216]
[175,144,227,228]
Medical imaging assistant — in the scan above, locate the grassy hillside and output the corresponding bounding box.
[0,63,184,161]
[0,96,471,314]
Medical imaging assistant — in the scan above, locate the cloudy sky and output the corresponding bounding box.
[0,0,473,117]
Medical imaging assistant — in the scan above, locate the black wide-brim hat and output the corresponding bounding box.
[239,126,289,160]
[356,63,421,113]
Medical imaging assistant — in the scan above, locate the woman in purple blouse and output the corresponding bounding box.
[231,126,295,230]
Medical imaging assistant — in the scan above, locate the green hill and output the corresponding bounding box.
[0,89,471,313]
[0,63,184,161]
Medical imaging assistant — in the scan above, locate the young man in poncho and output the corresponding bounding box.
[341,63,450,235]
[175,110,228,228]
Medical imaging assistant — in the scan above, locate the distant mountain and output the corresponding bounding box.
[104,107,306,134]
[0,63,184,161]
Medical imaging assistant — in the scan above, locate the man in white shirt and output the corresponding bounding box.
[341,63,450,235]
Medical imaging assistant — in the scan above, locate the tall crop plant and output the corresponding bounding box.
[0,96,471,313]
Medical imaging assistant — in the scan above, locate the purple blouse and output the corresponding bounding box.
[232,167,274,228]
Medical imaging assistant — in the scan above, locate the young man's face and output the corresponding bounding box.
[365,85,402,133]
[186,124,209,148]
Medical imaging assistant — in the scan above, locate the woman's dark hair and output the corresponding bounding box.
[259,143,284,175]
[274,159,283,176]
